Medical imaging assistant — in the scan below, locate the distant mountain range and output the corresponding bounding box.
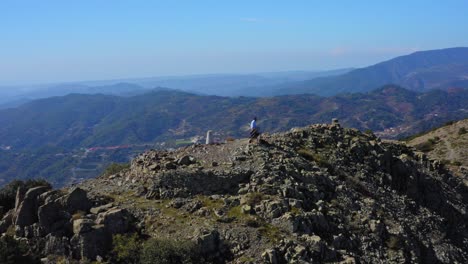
[0,83,158,109]
[271,47,468,96]
[124,69,354,96]
[0,86,466,186]
[1,47,468,107]
[1,86,466,151]
[0,69,352,108]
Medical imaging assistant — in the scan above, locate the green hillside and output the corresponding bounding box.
[0,86,466,186]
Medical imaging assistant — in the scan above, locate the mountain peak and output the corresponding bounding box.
[275,47,468,96]
[82,123,468,262]
[2,122,467,262]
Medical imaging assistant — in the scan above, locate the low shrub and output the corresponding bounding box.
[140,238,204,264]
[0,179,51,216]
[415,137,440,152]
[111,233,141,264]
[0,235,40,264]
[386,235,401,250]
[297,148,330,168]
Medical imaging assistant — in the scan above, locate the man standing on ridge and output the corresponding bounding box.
[249,116,260,144]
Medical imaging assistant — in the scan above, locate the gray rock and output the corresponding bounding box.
[148,163,160,171]
[38,200,63,233]
[96,208,132,234]
[181,200,203,213]
[15,186,51,227]
[14,186,26,212]
[43,234,71,256]
[90,203,114,215]
[177,155,195,165]
[71,225,111,261]
[0,210,14,233]
[39,190,64,205]
[169,198,188,209]
[194,229,220,254]
[73,219,94,234]
[165,162,177,170]
[60,187,92,213]
[241,204,252,214]
[262,248,279,264]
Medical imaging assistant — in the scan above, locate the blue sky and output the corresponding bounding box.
[1,0,467,85]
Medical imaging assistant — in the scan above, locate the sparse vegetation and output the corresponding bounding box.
[402,120,460,141]
[197,195,224,210]
[100,163,130,178]
[245,218,261,228]
[297,148,330,168]
[386,235,401,250]
[140,238,204,264]
[415,137,440,152]
[0,179,51,217]
[459,127,467,135]
[0,235,40,264]
[176,139,194,146]
[227,205,244,219]
[289,206,302,216]
[258,224,283,243]
[111,233,141,264]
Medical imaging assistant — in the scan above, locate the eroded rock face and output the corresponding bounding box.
[15,186,51,227]
[0,185,135,262]
[59,187,92,213]
[96,208,132,234]
[0,210,14,233]
[70,225,111,261]
[111,124,468,263]
[2,123,468,263]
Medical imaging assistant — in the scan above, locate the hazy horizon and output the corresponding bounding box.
[1,1,468,86]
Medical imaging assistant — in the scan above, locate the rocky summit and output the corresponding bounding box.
[1,123,467,263]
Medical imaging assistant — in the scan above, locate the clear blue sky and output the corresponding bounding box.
[1,0,467,85]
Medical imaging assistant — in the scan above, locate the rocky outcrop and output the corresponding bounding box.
[0,186,134,261]
[101,123,467,263]
[2,123,468,263]
[15,186,50,227]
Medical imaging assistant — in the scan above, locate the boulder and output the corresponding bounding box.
[38,200,64,233]
[39,190,64,205]
[73,219,94,234]
[262,248,279,264]
[43,234,71,256]
[60,187,92,213]
[177,155,195,165]
[90,203,114,214]
[15,186,51,227]
[194,229,220,255]
[241,204,253,214]
[71,225,111,261]
[96,208,132,234]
